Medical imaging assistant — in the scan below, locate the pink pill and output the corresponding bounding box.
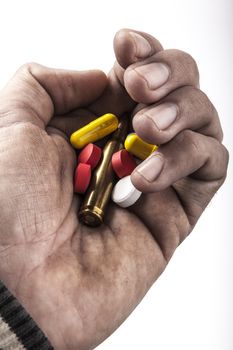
[78,143,102,170]
[112,149,137,178]
[74,163,91,194]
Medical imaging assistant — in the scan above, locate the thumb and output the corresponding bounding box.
[0,63,107,128]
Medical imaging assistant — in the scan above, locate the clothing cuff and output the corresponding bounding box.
[0,280,53,350]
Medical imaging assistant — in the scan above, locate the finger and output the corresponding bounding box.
[89,29,163,117]
[0,63,107,128]
[132,86,223,144]
[114,28,163,69]
[124,49,199,104]
[131,130,229,193]
[112,29,163,89]
[130,134,228,261]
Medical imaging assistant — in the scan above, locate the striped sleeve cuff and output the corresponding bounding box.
[0,280,53,350]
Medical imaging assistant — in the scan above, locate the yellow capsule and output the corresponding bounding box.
[124,133,158,160]
[70,113,119,149]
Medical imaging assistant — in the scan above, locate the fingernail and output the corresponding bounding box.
[147,103,178,130]
[134,63,170,90]
[135,154,164,182]
[129,32,152,58]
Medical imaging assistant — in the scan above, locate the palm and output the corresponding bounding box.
[0,29,225,348]
[1,94,191,350]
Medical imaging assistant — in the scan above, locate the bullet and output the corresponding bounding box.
[78,117,129,227]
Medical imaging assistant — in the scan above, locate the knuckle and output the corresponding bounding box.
[221,144,230,177]
[12,123,46,153]
[204,140,229,184]
[17,62,39,73]
[166,85,223,142]
[175,129,201,154]
[13,122,38,139]
[185,86,210,106]
[164,49,199,81]
[193,89,223,141]
[193,88,218,119]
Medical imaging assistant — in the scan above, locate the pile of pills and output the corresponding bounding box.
[70,113,158,208]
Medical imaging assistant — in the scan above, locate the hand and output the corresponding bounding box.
[0,29,228,350]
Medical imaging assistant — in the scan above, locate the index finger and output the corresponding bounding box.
[114,28,164,69]
[89,29,164,117]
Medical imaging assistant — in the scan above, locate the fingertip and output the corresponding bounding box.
[114,28,163,69]
[132,112,159,144]
[131,153,165,193]
[124,68,153,103]
[114,28,137,68]
[131,170,147,192]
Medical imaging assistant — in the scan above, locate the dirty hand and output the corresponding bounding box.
[0,29,228,350]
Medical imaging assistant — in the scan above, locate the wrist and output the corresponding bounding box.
[0,280,53,349]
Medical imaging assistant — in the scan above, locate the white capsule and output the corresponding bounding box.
[112,175,142,208]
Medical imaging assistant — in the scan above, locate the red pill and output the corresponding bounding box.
[112,149,137,178]
[78,143,102,170]
[74,163,91,194]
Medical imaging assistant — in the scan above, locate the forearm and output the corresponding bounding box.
[0,280,53,350]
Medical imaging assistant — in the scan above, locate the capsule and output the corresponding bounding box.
[70,113,119,149]
[124,133,158,160]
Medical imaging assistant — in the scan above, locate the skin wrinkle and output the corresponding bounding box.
[18,197,52,242]
[142,111,162,131]
[114,30,163,68]
[28,65,55,122]
[56,73,78,114]
[128,63,171,92]
[126,203,168,265]
[132,84,222,146]
[127,32,154,62]
[0,97,45,129]
[8,194,28,243]
[172,178,213,228]
[46,125,69,141]
[0,245,12,254]
[130,202,173,264]
[111,64,134,105]
[129,34,138,59]
[48,213,73,254]
[15,193,44,239]
[135,101,180,133]
[172,185,203,229]
[0,28,229,349]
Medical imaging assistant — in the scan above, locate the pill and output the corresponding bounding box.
[112,149,137,178]
[70,113,119,149]
[74,163,91,194]
[112,175,142,208]
[78,143,102,170]
[124,133,158,160]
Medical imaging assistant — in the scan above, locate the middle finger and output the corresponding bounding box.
[124,48,200,104]
[132,85,223,145]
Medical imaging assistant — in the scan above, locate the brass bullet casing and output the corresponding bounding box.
[79,117,129,227]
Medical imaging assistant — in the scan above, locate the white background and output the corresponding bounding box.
[0,0,232,349]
